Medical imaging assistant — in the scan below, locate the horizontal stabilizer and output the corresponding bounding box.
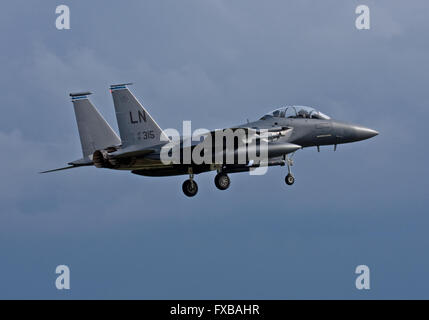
[40,165,79,174]
[39,158,93,173]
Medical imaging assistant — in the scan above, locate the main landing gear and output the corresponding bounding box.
[284,153,295,186]
[182,168,231,197]
[181,155,295,196]
[182,168,198,197]
[214,172,231,190]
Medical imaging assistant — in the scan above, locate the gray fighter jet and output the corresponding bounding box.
[42,84,378,197]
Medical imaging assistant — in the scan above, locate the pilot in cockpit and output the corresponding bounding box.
[296,109,310,118]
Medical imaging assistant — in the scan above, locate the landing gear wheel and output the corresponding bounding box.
[214,173,230,190]
[285,174,295,186]
[182,179,198,197]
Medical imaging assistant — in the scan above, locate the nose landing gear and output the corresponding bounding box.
[284,153,295,186]
[285,173,295,185]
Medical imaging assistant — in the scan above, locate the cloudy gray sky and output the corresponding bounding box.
[1,0,428,299]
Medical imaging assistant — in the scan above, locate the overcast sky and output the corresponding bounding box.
[1,0,428,299]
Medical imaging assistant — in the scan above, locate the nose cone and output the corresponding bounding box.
[334,121,379,144]
[353,126,379,141]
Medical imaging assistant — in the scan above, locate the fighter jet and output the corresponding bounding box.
[42,83,378,197]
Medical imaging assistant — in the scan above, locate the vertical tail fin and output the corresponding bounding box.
[70,92,121,158]
[110,84,169,149]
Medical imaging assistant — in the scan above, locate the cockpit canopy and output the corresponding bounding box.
[260,106,331,120]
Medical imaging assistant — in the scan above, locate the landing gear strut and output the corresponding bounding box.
[214,172,231,190]
[284,153,295,186]
[182,168,198,197]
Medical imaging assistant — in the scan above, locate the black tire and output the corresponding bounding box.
[214,173,231,190]
[182,179,198,197]
[285,174,295,185]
